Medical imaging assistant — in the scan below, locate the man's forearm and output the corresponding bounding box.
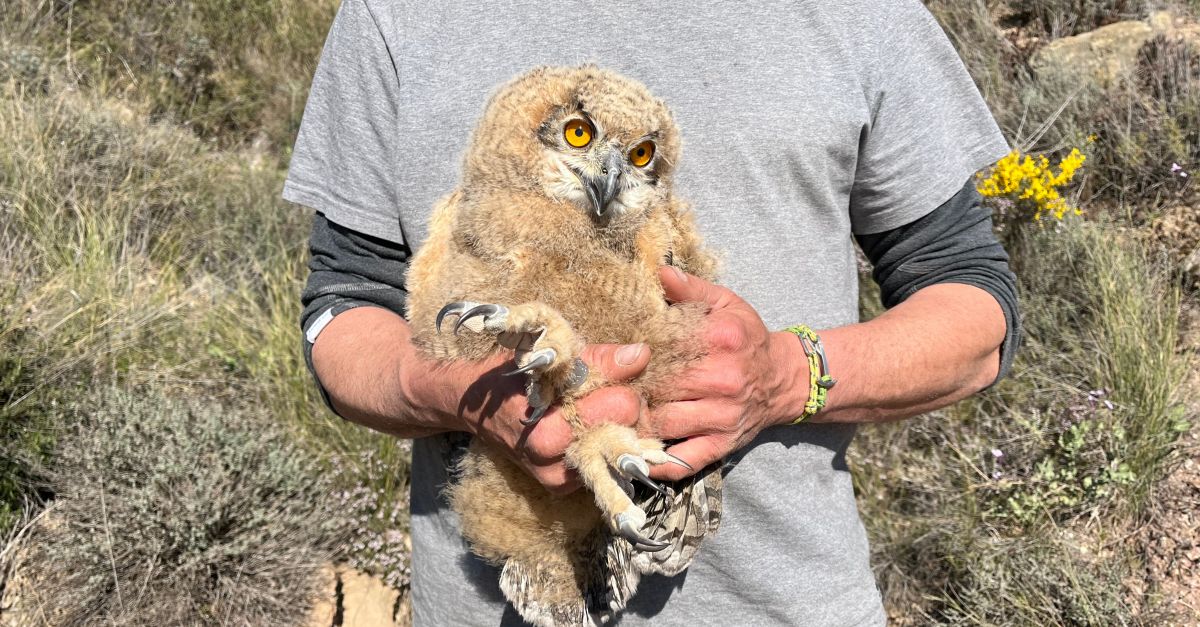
[310,306,467,438]
[780,282,1006,424]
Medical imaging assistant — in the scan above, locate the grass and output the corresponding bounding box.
[857,3,1197,622]
[0,0,1196,624]
[4,0,338,152]
[0,0,412,600]
[11,387,352,626]
[928,0,1200,212]
[854,219,1190,623]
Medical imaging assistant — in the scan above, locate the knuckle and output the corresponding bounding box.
[712,370,745,397]
[545,481,576,496]
[580,343,615,368]
[581,386,642,425]
[522,422,567,462]
[523,436,557,463]
[707,319,747,351]
[538,469,578,495]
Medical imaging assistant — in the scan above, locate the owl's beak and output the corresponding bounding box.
[583,151,624,217]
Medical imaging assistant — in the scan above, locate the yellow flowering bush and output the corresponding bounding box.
[977,148,1087,222]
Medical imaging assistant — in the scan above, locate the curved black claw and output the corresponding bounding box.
[617,454,669,496]
[521,404,549,426]
[503,348,557,376]
[616,513,669,552]
[665,454,694,472]
[435,302,472,333]
[454,304,506,335]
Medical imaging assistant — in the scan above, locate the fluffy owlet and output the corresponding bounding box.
[405,65,723,626]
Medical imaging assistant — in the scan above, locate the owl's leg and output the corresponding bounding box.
[566,422,691,551]
[437,300,587,424]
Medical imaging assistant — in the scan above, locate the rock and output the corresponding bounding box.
[305,564,338,627]
[340,568,402,627]
[306,564,408,627]
[1149,10,1200,45]
[1031,20,1154,85]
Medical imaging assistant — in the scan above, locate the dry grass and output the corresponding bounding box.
[12,387,351,626]
[0,0,412,601]
[854,221,1190,623]
[859,3,1198,623]
[0,0,1196,624]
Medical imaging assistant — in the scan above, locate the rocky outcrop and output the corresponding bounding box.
[1032,11,1200,85]
[1032,20,1153,84]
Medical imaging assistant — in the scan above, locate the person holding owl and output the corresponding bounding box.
[286,1,1019,625]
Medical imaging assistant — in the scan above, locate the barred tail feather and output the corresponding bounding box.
[632,461,723,576]
[500,559,596,627]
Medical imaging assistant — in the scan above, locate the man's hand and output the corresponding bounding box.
[644,268,1008,483]
[437,343,652,494]
[647,267,810,482]
[313,307,653,493]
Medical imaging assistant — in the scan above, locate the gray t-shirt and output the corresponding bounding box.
[284,1,1009,625]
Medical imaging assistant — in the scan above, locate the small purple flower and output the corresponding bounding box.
[991,448,1004,459]
[1103,400,1114,411]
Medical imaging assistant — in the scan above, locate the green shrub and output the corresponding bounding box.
[16,387,350,626]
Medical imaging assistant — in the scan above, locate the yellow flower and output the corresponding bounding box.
[976,147,1086,224]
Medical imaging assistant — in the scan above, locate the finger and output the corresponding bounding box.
[649,399,727,440]
[648,361,745,403]
[649,434,726,481]
[580,342,651,382]
[523,387,642,462]
[531,461,582,496]
[520,408,572,463]
[576,386,643,428]
[658,266,734,309]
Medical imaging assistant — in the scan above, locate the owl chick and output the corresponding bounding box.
[405,65,723,626]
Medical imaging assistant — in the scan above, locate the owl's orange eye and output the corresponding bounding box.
[564,119,594,148]
[629,141,655,167]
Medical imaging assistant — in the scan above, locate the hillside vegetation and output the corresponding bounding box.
[1,0,1197,624]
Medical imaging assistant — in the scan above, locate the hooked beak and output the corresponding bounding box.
[581,151,624,217]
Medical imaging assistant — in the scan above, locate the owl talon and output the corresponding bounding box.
[665,454,693,472]
[504,348,558,376]
[521,404,549,426]
[616,454,668,496]
[435,301,477,333]
[454,303,509,335]
[616,511,668,552]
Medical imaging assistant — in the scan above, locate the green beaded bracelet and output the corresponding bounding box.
[784,325,837,424]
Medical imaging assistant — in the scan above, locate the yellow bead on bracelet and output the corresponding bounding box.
[784,325,837,424]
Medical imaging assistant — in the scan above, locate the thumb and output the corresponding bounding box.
[658,266,734,309]
[580,343,651,382]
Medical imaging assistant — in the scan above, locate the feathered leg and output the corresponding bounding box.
[437,299,685,549]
